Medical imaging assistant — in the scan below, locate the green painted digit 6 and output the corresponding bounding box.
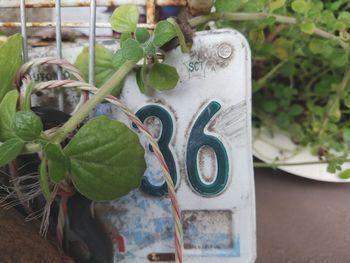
[186,101,229,196]
[136,105,177,197]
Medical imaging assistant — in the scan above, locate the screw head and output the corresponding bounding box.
[217,43,233,59]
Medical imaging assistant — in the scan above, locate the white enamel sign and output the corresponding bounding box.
[30,29,256,263]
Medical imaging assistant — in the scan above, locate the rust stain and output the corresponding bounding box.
[0,0,186,8]
[187,0,213,15]
[182,210,234,250]
[147,0,156,27]
[148,253,175,261]
[0,22,16,28]
[190,42,234,71]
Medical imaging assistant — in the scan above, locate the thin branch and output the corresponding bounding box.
[254,159,350,168]
[189,12,350,52]
[50,60,137,143]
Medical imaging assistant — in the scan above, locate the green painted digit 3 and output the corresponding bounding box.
[136,101,229,197]
[186,101,229,196]
[136,105,178,197]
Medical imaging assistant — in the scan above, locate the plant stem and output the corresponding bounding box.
[51,60,137,143]
[254,159,350,168]
[318,67,350,137]
[23,143,41,154]
[255,60,286,91]
[188,12,350,52]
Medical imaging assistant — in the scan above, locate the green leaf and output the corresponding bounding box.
[300,22,316,34]
[249,29,265,43]
[149,63,179,91]
[344,97,350,109]
[167,18,192,53]
[24,81,33,111]
[276,112,290,129]
[0,138,24,167]
[289,104,304,116]
[327,163,336,173]
[338,11,350,26]
[270,0,286,11]
[273,38,293,59]
[214,0,240,12]
[0,34,22,103]
[308,39,324,54]
[135,28,150,43]
[291,0,307,13]
[342,129,350,142]
[39,157,53,203]
[0,90,18,141]
[261,100,278,113]
[331,48,348,67]
[335,21,346,31]
[64,116,146,201]
[120,32,132,48]
[112,49,126,69]
[12,111,43,142]
[44,143,69,184]
[329,99,341,122]
[330,1,346,11]
[153,21,177,47]
[144,41,157,55]
[339,169,350,179]
[136,64,147,94]
[110,4,139,33]
[122,39,144,61]
[75,44,124,96]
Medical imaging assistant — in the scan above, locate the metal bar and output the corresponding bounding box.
[88,0,96,85]
[20,0,28,62]
[0,21,153,28]
[55,0,64,111]
[0,0,186,8]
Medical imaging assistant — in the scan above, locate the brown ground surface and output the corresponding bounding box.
[256,168,350,263]
[0,207,64,263]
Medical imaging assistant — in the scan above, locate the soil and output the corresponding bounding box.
[0,207,64,263]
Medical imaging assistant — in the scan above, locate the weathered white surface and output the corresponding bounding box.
[253,128,350,183]
[102,29,256,263]
[28,29,256,262]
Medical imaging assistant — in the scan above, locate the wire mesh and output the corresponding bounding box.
[0,0,186,109]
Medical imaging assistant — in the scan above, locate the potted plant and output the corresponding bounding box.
[0,5,189,262]
[186,0,350,179]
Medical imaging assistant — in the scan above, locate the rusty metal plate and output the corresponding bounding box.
[29,29,256,262]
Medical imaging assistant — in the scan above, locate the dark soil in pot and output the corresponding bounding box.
[0,206,64,263]
[0,107,113,263]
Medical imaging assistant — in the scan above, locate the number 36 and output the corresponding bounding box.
[135,100,229,198]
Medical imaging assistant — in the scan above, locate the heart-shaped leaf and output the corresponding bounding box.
[12,111,43,142]
[44,143,70,183]
[153,21,177,47]
[0,138,24,167]
[135,28,150,43]
[122,39,144,61]
[64,116,146,201]
[0,90,18,142]
[75,44,124,96]
[0,34,22,103]
[110,5,139,33]
[149,63,179,91]
[112,49,126,69]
